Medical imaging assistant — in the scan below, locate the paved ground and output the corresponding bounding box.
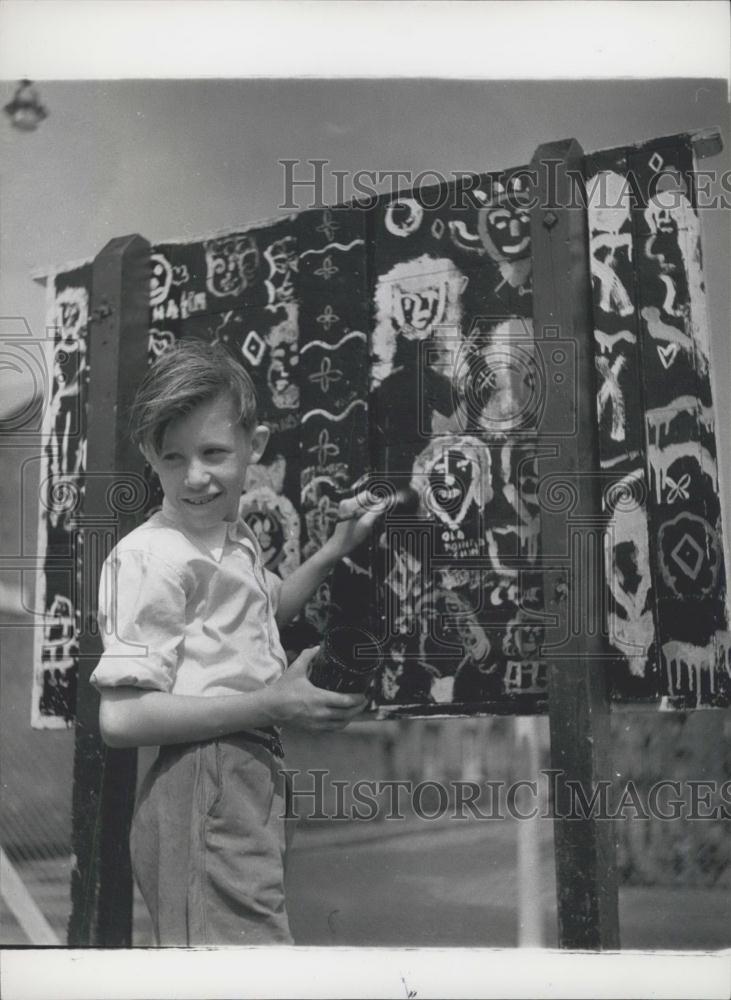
[2,818,729,950]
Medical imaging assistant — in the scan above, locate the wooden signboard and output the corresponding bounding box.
[33,129,729,727]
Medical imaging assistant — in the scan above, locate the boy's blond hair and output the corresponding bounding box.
[130,340,258,454]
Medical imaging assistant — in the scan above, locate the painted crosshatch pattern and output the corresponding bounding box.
[32,132,730,726]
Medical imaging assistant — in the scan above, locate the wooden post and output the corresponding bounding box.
[529,140,620,950]
[68,235,150,946]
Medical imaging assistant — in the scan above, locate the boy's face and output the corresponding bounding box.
[144,392,269,531]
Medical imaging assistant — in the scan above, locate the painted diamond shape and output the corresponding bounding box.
[431,218,445,239]
[242,329,266,366]
[670,532,704,580]
[648,151,664,173]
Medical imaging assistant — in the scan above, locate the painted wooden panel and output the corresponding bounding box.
[31,264,92,727]
[32,132,729,724]
[369,173,547,715]
[628,137,729,709]
[585,148,660,703]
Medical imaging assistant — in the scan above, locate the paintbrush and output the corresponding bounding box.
[335,485,420,523]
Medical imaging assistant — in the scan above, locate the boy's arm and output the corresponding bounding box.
[100,647,365,748]
[275,546,338,627]
[275,495,386,627]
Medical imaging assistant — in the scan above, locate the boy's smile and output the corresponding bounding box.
[145,392,269,531]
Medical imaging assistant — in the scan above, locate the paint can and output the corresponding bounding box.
[307,624,384,694]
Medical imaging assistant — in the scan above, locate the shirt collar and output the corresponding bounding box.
[159,498,260,564]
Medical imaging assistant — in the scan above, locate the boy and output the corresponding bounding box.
[91,341,382,946]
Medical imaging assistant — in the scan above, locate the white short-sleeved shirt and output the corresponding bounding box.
[90,499,288,697]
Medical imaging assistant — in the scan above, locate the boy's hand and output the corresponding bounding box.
[322,490,390,561]
[271,647,367,731]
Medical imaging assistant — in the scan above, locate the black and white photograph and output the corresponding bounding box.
[1,2,729,997]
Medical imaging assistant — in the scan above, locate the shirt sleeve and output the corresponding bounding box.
[89,548,187,693]
[263,567,283,616]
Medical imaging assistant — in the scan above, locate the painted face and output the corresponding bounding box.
[645,197,679,236]
[146,392,265,531]
[392,282,447,338]
[478,197,532,261]
[55,287,88,348]
[427,447,477,523]
[456,618,492,664]
[205,235,260,298]
[150,253,173,306]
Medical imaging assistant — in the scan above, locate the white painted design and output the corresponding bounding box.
[342,557,371,578]
[645,397,708,444]
[591,254,634,316]
[300,238,363,260]
[664,474,691,503]
[150,253,173,306]
[587,170,633,237]
[588,172,634,317]
[264,236,298,309]
[372,256,465,386]
[599,450,640,469]
[659,274,683,317]
[648,151,664,173]
[301,398,367,424]
[392,281,447,337]
[151,298,180,323]
[316,209,339,241]
[643,191,711,372]
[266,304,299,410]
[385,198,423,237]
[447,220,483,253]
[148,328,176,358]
[241,329,266,367]
[431,218,445,239]
[642,305,693,363]
[595,328,636,355]
[484,529,518,577]
[657,342,680,368]
[205,234,259,298]
[657,511,719,596]
[306,428,340,466]
[646,441,718,505]
[238,486,300,578]
[244,454,287,495]
[431,676,455,704]
[596,354,627,442]
[300,330,367,354]
[499,443,540,563]
[411,436,492,531]
[454,318,539,435]
[314,255,339,281]
[604,471,654,673]
[504,661,546,695]
[663,638,717,708]
[308,357,343,393]
[179,290,207,319]
[316,305,339,331]
[385,549,422,601]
